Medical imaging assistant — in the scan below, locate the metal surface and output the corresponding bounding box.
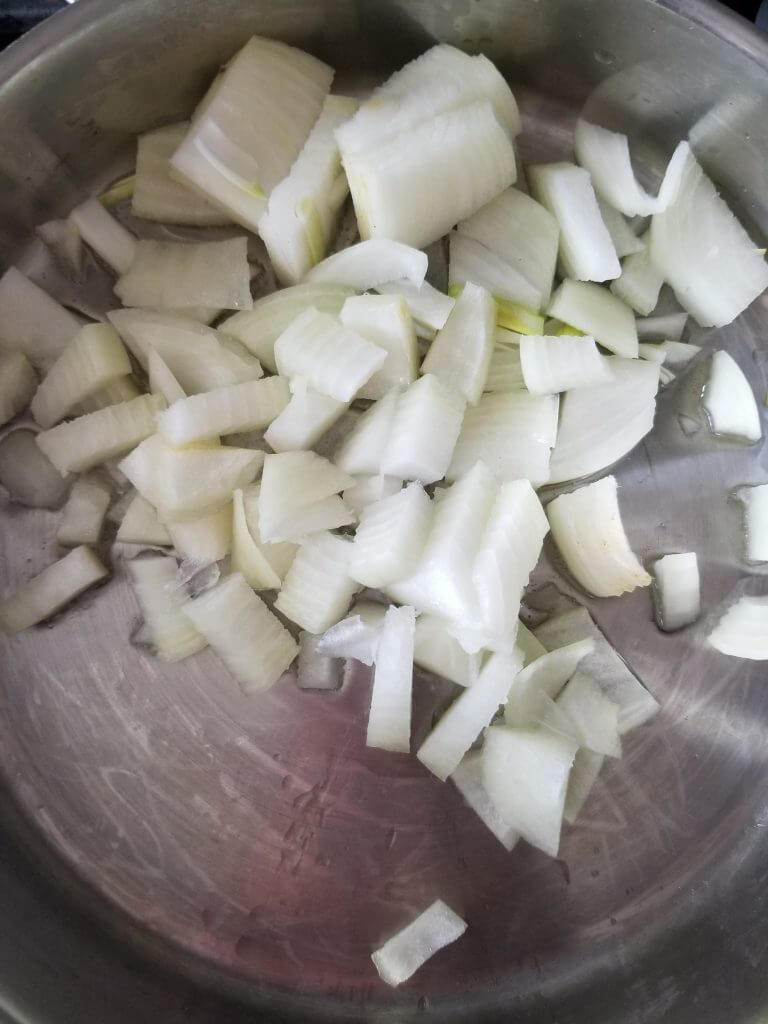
[1,1,768,1021]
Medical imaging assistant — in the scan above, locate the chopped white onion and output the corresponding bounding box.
[0,429,70,508]
[451,752,519,849]
[547,279,637,358]
[519,334,612,395]
[170,36,333,232]
[115,237,253,311]
[275,531,358,633]
[574,120,669,217]
[534,606,659,732]
[447,391,559,487]
[116,494,171,546]
[132,122,232,226]
[36,393,165,475]
[649,141,768,327]
[297,630,342,690]
[334,388,400,476]
[184,573,298,692]
[637,343,667,365]
[484,341,525,394]
[31,323,131,428]
[274,307,386,403]
[166,504,233,564]
[128,555,207,662]
[230,487,281,590]
[340,294,417,400]
[609,241,664,316]
[57,476,111,546]
[635,311,688,341]
[219,284,354,373]
[596,196,646,258]
[548,357,660,484]
[69,198,136,275]
[382,375,467,484]
[515,621,547,666]
[547,475,651,597]
[448,234,541,312]
[652,551,701,631]
[343,100,516,250]
[157,377,288,446]
[305,239,428,290]
[366,604,416,753]
[655,340,700,368]
[258,450,354,543]
[259,95,358,284]
[708,595,768,660]
[342,474,402,514]
[529,162,620,282]
[148,348,186,406]
[0,351,36,427]
[264,384,348,453]
[0,267,81,366]
[737,484,768,564]
[239,482,297,580]
[0,545,108,633]
[421,282,495,404]
[315,600,386,665]
[482,724,577,858]
[350,482,432,588]
[36,217,82,272]
[563,748,604,824]
[702,350,762,443]
[377,279,455,333]
[418,650,521,781]
[76,376,141,415]
[371,898,467,988]
[504,637,595,726]
[556,670,621,757]
[413,613,478,688]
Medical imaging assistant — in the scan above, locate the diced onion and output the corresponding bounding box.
[519,334,612,394]
[116,494,171,546]
[350,483,432,588]
[609,240,664,316]
[0,546,108,633]
[556,670,621,757]
[148,348,186,406]
[547,279,638,358]
[340,294,418,400]
[504,638,594,725]
[128,555,207,662]
[451,752,519,849]
[596,196,646,258]
[158,377,288,446]
[69,198,137,275]
[382,375,467,485]
[274,531,358,633]
[366,604,416,753]
[0,267,81,366]
[315,600,386,665]
[264,384,348,453]
[413,613,478,687]
[421,282,495,404]
[342,474,402,514]
[564,748,605,824]
[651,551,701,631]
[57,476,111,546]
[371,899,467,988]
[737,484,768,564]
[377,279,455,333]
[0,351,36,427]
[258,450,354,543]
[305,239,428,290]
[334,388,400,476]
[702,350,762,443]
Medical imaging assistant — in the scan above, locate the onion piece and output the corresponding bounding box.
[564,749,605,824]
[274,308,386,402]
[305,239,428,290]
[413,613,478,688]
[636,343,666,365]
[170,36,333,232]
[556,670,621,757]
[337,44,520,157]
[529,162,619,282]
[0,429,70,508]
[418,650,521,781]
[184,573,298,692]
[76,376,141,415]
[650,142,768,327]
[447,391,559,487]
[258,450,354,543]
[36,217,82,273]
[31,323,131,428]
[515,622,547,666]
[297,630,342,690]
[342,474,402,514]
[37,393,165,475]
[548,357,660,484]
[656,340,700,368]
[482,724,577,858]
[534,606,659,732]
[547,475,651,597]
[387,461,497,626]
[127,555,207,662]
[340,295,418,400]
[456,188,559,309]
[708,595,768,660]
[315,600,386,665]
[547,279,637,358]
[57,477,111,546]
[350,483,432,588]
[519,334,612,394]
[421,282,495,404]
[132,122,231,225]
[494,298,545,336]
[264,384,348,453]
[484,342,525,393]
[116,494,171,546]
[275,532,358,633]
[0,351,36,427]
[651,551,701,631]
[448,234,541,311]
[371,899,467,988]
[0,545,108,633]
[0,267,81,366]
[609,241,664,316]
[503,636,594,726]
[702,350,762,443]
[115,238,253,311]
[157,377,288,446]
[377,280,455,333]
[382,375,466,485]
[69,198,136,275]
[343,100,516,249]
[738,484,768,563]
[218,284,353,373]
[259,95,358,284]
[451,752,519,849]
[366,604,416,753]
[334,388,400,476]
[636,312,688,341]
[167,504,233,562]
[148,348,186,406]
[574,120,668,217]
[596,197,646,258]
[237,483,297,579]
[231,487,281,590]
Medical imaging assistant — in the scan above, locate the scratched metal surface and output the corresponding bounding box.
[1,1,768,1022]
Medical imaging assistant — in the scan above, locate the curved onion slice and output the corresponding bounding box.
[371,899,467,988]
[651,551,701,631]
[0,351,36,427]
[0,546,108,633]
[69,198,136,275]
[128,555,207,662]
[574,120,669,217]
[421,282,495,404]
[0,267,81,366]
[504,638,594,726]
[519,334,611,394]
[548,279,637,358]
[546,475,651,597]
[702,350,762,443]
[413,613,478,687]
[258,451,353,543]
[708,595,768,660]
[0,429,70,508]
[305,239,428,290]
[366,604,415,753]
